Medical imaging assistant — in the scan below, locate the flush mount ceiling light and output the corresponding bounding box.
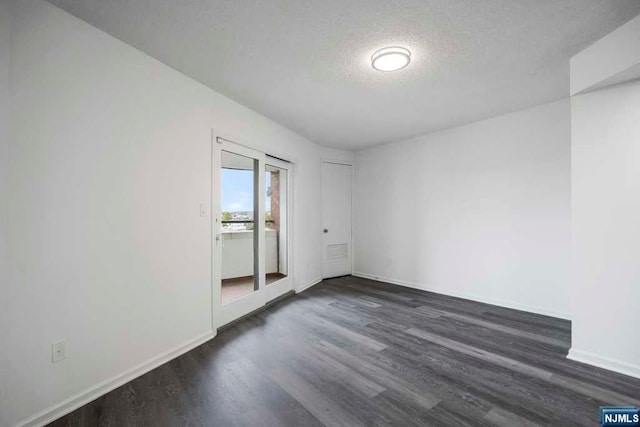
[371,46,411,71]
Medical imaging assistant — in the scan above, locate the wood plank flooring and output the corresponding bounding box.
[49,276,640,426]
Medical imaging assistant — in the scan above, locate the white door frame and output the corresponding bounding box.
[213,137,266,328]
[212,135,294,328]
[264,156,294,302]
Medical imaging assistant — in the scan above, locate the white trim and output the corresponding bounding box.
[296,277,322,294]
[352,272,571,320]
[321,158,353,166]
[210,129,216,332]
[567,348,640,380]
[18,331,215,427]
[264,158,294,303]
[350,161,355,277]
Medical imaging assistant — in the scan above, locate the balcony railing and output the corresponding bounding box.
[221,219,276,233]
[220,226,279,280]
[221,220,275,224]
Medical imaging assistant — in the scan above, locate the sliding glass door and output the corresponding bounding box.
[264,158,291,302]
[213,137,292,327]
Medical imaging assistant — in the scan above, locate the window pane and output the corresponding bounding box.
[221,150,258,303]
[266,164,287,285]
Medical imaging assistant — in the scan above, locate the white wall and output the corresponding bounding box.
[570,14,640,95]
[0,1,11,422]
[1,0,350,425]
[321,146,355,164]
[0,0,9,283]
[354,99,571,318]
[569,79,640,378]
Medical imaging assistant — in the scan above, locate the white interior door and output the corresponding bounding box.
[321,162,353,278]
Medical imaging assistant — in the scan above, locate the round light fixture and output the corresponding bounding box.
[371,46,411,71]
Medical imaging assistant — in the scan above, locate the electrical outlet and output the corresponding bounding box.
[51,341,67,363]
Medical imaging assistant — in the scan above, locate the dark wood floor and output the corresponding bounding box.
[49,276,640,426]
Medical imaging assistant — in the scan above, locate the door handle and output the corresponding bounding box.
[323,229,328,233]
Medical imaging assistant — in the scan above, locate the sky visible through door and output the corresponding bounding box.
[221,169,272,232]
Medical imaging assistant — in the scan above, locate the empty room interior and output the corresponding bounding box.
[2,0,640,426]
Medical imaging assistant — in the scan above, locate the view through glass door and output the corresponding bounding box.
[213,138,292,328]
[220,150,259,304]
[265,158,291,302]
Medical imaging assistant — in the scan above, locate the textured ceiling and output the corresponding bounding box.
[47,0,640,150]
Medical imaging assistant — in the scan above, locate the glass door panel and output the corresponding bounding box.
[266,164,288,285]
[214,138,266,328]
[264,157,292,303]
[221,150,258,304]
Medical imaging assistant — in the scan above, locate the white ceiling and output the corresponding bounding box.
[47,0,640,150]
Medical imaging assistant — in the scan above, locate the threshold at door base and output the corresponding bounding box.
[217,290,296,333]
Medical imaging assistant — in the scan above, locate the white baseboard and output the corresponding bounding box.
[567,348,640,380]
[19,331,215,427]
[352,272,571,320]
[296,277,322,294]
